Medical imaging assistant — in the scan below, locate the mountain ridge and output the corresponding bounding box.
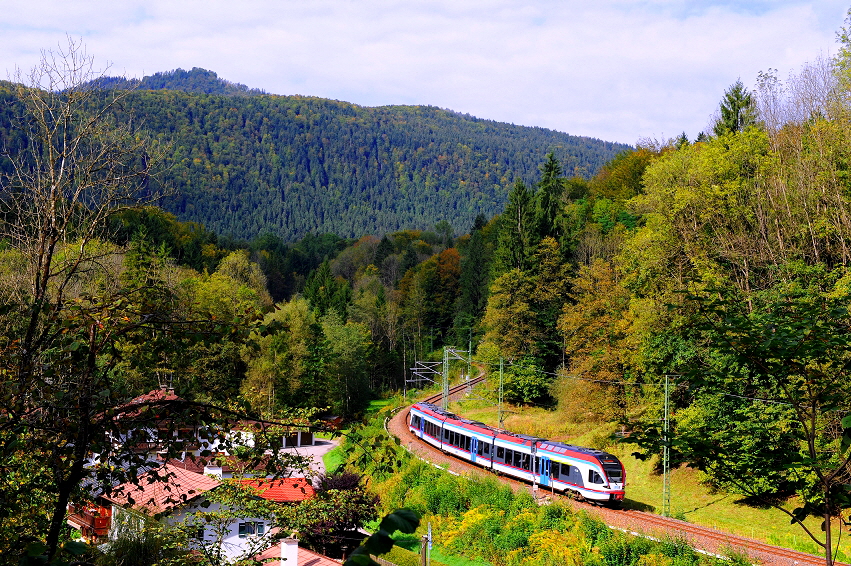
[4,69,631,240]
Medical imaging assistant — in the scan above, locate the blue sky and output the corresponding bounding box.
[2,1,848,144]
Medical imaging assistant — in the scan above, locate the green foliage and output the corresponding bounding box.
[344,509,421,566]
[281,485,379,555]
[94,514,185,566]
[171,481,281,566]
[503,358,551,405]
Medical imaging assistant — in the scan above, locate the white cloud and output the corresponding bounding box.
[0,0,847,143]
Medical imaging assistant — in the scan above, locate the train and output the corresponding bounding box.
[408,401,626,504]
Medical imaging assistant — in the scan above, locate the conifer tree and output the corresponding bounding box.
[535,153,565,241]
[713,80,758,136]
[493,180,534,274]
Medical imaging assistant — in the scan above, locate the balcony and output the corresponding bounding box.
[67,504,111,539]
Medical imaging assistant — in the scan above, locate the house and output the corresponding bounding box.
[90,463,313,562]
[235,477,316,502]
[110,388,318,463]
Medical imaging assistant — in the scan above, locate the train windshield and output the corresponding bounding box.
[602,462,623,482]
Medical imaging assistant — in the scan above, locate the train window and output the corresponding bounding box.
[464,436,470,451]
[496,447,504,460]
[483,443,490,456]
[477,441,483,455]
[444,429,449,440]
[603,463,623,482]
[588,470,605,484]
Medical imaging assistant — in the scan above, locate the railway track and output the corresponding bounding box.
[419,375,487,405]
[389,379,843,566]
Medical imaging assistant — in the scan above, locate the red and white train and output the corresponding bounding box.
[409,401,625,503]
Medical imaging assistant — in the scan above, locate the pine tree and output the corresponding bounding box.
[713,80,757,136]
[493,180,534,274]
[535,153,565,241]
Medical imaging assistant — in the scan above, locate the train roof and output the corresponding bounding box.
[539,441,621,464]
[412,401,621,463]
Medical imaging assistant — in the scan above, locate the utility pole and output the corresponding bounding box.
[498,357,504,428]
[467,327,472,382]
[442,346,449,410]
[662,373,671,517]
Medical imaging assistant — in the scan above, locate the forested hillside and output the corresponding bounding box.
[0,71,629,241]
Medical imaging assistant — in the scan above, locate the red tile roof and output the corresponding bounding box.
[254,541,340,566]
[102,464,220,514]
[235,478,315,502]
[115,388,185,421]
[161,453,275,475]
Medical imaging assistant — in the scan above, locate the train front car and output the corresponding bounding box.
[409,402,447,450]
[536,441,626,503]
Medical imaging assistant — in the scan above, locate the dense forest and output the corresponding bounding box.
[0,68,629,240]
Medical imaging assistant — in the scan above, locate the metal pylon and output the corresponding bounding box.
[662,374,671,517]
[442,347,449,409]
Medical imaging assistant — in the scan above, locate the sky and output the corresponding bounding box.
[1,1,848,145]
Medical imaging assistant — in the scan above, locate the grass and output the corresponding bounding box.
[445,391,850,562]
[366,399,393,414]
[392,533,492,566]
[322,442,345,475]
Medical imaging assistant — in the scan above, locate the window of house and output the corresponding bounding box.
[238,521,265,538]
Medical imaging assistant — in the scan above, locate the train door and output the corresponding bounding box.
[417,415,425,439]
[539,456,551,487]
[470,437,478,464]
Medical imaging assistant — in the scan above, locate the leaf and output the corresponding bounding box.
[365,532,395,555]
[378,508,420,535]
[25,541,47,557]
[62,540,89,556]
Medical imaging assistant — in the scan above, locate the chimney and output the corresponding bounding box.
[281,537,298,564]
